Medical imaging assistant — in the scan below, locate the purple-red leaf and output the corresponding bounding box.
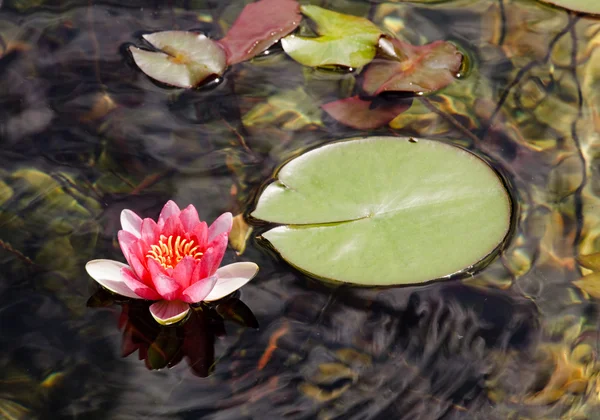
[363,38,463,96]
[218,0,301,65]
[322,96,411,130]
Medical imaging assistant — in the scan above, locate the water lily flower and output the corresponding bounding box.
[86,201,259,325]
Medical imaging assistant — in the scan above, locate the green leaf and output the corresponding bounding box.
[537,0,600,14]
[252,137,511,286]
[281,5,382,68]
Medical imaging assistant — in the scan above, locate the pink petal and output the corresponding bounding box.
[172,256,197,289]
[207,212,233,242]
[181,275,218,304]
[322,96,411,130]
[141,218,160,246]
[149,300,190,325]
[218,0,301,65]
[118,230,139,265]
[192,247,215,281]
[158,200,181,229]
[161,215,185,238]
[147,257,168,279]
[85,259,143,299]
[193,234,227,280]
[204,262,259,301]
[128,251,152,285]
[121,267,162,300]
[191,222,208,248]
[179,205,200,232]
[152,273,181,301]
[207,232,228,271]
[120,209,143,238]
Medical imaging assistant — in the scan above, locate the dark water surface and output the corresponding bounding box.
[1,0,600,419]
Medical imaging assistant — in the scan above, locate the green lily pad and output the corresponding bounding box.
[281,5,382,68]
[252,137,511,286]
[537,0,600,14]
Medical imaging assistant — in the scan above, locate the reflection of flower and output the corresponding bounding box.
[89,294,258,377]
[85,201,258,325]
[120,301,216,377]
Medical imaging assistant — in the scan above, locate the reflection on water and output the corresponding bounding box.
[86,289,259,378]
[1,0,600,418]
[89,293,259,378]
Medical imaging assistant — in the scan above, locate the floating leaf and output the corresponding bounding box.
[321,96,411,129]
[537,0,600,14]
[218,0,301,65]
[363,38,463,96]
[229,214,253,255]
[573,272,600,299]
[281,5,382,68]
[252,137,511,286]
[577,252,600,272]
[130,31,226,88]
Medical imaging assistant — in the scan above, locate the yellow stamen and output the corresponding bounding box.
[147,234,203,269]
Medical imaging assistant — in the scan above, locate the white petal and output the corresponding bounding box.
[85,259,143,299]
[207,212,233,242]
[204,262,259,302]
[149,300,190,325]
[120,209,142,238]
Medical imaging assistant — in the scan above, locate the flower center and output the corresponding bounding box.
[146,234,203,269]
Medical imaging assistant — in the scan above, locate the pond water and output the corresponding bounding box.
[1,0,600,418]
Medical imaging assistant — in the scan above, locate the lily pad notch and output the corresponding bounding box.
[251,137,513,286]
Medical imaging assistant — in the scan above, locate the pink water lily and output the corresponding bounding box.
[86,201,258,325]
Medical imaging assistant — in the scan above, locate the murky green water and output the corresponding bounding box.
[1,0,600,418]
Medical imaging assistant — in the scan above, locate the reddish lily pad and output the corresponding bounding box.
[130,31,226,88]
[322,96,411,129]
[218,0,301,65]
[363,37,463,96]
[281,5,382,68]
